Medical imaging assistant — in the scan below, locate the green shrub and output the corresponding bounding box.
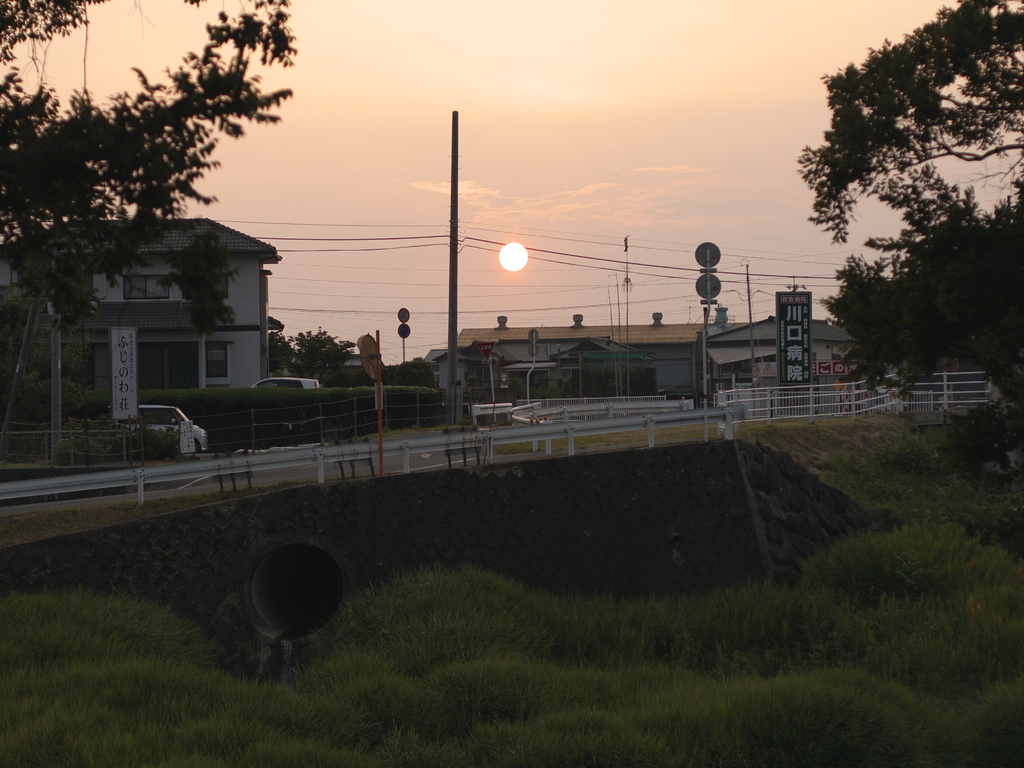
[323,565,558,675]
[961,674,1024,768]
[798,522,1022,606]
[874,431,942,476]
[945,401,1024,480]
[634,670,952,768]
[0,590,215,674]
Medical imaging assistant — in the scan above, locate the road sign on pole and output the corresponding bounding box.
[695,273,721,300]
[695,242,721,269]
[397,308,411,362]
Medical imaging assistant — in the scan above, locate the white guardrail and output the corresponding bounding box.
[0,406,737,506]
[0,374,991,506]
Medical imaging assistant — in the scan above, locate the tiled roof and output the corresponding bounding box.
[141,218,278,258]
[78,302,196,331]
[457,322,704,346]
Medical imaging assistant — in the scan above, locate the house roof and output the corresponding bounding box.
[140,218,279,261]
[78,302,196,331]
[707,317,852,345]
[457,320,704,346]
[708,346,773,365]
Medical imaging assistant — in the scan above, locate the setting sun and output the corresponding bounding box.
[498,242,529,272]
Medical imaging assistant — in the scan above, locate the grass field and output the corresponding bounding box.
[3,414,1024,766]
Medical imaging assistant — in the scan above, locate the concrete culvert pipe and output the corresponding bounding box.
[247,542,346,641]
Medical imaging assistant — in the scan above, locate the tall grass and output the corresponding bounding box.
[7,425,1024,765]
[822,430,1024,553]
[3,548,1020,766]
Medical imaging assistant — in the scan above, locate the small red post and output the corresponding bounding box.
[375,330,385,474]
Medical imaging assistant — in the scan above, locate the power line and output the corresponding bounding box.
[218,217,858,280]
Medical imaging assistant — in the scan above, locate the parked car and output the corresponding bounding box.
[136,404,209,452]
[250,377,321,389]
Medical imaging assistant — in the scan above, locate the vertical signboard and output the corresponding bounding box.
[776,292,812,385]
[110,327,138,420]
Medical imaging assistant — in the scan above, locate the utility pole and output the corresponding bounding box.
[746,263,756,386]
[447,111,459,425]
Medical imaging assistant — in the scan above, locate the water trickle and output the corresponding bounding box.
[278,639,296,687]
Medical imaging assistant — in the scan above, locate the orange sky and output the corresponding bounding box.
[21,0,952,363]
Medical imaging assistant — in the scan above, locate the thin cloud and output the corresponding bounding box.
[409,180,503,198]
[411,165,797,231]
[634,164,711,173]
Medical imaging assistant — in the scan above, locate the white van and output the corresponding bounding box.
[137,405,209,452]
[250,377,321,389]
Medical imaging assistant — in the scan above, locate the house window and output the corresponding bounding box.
[206,342,228,378]
[123,274,169,300]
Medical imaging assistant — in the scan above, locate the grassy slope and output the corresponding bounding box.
[3,414,1024,766]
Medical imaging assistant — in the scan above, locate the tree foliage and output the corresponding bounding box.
[0,0,295,330]
[0,296,89,424]
[290,328,355,386]
[267,329,293,376]
[800,0,1024,404]
[382,358,439,388]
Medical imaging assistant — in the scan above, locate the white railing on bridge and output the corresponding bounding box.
[0,372,992,507]
[508,396,693,425]
[715,372,991,424]
[0,407,736,507]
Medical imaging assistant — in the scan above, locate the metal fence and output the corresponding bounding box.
[3,428,142,469]
[0,371,996,507]
[715,372,992,424]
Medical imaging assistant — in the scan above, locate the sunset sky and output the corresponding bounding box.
[26,0,952,363]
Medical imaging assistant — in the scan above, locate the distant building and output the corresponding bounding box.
[427,309,857,412]
[0,219,281,390]
[704,316,853,389]
[428,312,705,403]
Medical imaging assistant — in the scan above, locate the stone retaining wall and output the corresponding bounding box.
[0,440,880,677]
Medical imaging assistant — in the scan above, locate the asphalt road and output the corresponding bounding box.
[0,434,531,516]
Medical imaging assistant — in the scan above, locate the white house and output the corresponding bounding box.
[1,219,280,390]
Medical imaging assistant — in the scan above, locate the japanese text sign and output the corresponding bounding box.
[110,327,138,420]
[776,292,813,385]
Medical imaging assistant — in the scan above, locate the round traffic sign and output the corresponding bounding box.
[694,242,721,268]
[695,273,722,299]
[397,307,410,323]
[398,323,411,339]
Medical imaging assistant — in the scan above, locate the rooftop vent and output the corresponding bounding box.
[572,314,584,329]
[496,316,509,331]
[652,312,664,327]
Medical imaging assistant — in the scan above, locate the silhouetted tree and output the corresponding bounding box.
[1,0,295,329]
[0,296,89,424]
[290,328,355,386]
[382,358,438,388]
[800,0,1024,407]
[268,330,294,376]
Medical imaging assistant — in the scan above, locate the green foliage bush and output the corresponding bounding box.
[944,402,1024,480]
[73,385,443,452]
[822,428,1024,558]
[8,558,1002,768]
[10,422,1024,766]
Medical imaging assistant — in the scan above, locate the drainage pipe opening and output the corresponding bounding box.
[247,542,346,641]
